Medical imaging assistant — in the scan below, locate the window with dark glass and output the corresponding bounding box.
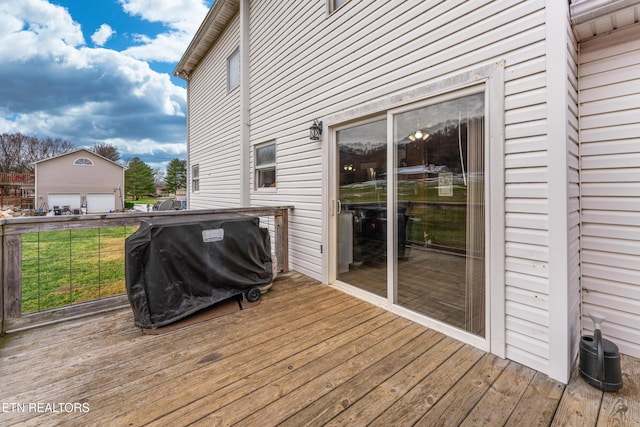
[255,143,276,189]
[330,0,349,12]
[74,157,94,166]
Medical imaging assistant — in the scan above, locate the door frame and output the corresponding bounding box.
[322,62,506,354]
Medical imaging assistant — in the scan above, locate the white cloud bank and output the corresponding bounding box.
[0,0,210,165]
[119,0,209,62]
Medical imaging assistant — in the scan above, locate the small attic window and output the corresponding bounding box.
[74,157,94,166]
[227,48,240,91]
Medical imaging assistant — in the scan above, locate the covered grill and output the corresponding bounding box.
[125,213,273,329]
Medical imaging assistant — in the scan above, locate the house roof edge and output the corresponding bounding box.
[570,0,640,25]
[32,148,127,169]
[174,0,239,81]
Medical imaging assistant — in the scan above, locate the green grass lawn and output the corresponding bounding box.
[21,226,138,313]
[341,180,469,250]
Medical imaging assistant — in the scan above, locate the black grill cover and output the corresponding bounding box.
[125,214,273,328]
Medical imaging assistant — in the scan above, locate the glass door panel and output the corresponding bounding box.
[393,93,485,336]
[336,119,387,297]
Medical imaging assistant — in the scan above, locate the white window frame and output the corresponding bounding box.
[227,48,240,91]
[191,164,200,193]
[328,0,349,13]
[73,157,94,166]
[254,142,276,190]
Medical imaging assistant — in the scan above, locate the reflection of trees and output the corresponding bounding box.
[339,141,386,156]
[339,112,483,185]
[403,121,469,175]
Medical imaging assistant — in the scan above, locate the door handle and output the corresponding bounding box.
[336,200,342,215]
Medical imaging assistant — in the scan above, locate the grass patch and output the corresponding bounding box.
[21,226,138,313]
[341,180,470,250]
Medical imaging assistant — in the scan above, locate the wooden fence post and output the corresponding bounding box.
[1,222,4,335]
[3,234,21,321]
[274,208,289,273]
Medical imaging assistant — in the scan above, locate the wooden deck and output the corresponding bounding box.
[1,272,638,426]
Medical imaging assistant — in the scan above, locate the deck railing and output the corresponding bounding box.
[0,206,292,334]
[0,172,35,185]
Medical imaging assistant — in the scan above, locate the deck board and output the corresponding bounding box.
[1,272,638,426]
[458,361,536,426]
[414,353,510,426]
[505,371,565,426]
[596,355,640,426]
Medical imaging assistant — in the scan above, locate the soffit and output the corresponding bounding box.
[571,0,640,41]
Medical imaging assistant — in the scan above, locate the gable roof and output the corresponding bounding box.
[32,148,127,169]
[174,0,239,80]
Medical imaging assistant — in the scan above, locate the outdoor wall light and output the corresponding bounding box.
[309,119,323,141]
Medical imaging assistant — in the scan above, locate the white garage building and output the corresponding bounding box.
[34,149,126,214]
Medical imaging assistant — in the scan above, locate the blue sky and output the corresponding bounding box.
[0,0,213,173]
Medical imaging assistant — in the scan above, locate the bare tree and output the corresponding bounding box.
[91,143,121,162]
[0,133,74,173]
[0,133,27,173]
[153,168,165,184]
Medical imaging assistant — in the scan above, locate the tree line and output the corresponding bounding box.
[1,132,186,200]
[125,157,186,200]
[0,133,74,173]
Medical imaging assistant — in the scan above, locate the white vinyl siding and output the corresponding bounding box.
[247,0,555,373]
[185,0,594,380]
[567,23,581,369]
[188,12,242,209]
[579,23,640,359]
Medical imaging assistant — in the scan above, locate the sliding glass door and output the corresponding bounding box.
[336,119,387,297]
[393,93,485,336]
[334,91,486,337]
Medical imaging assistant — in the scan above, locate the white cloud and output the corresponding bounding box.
[0,0,191,162]
[104,137,187,156]
[119,0,209,32]
[91,24,115,46]
[0,0,86,65]
[119,0,210,62]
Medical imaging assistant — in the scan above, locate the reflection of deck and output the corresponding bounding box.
[1,272,638,425]
[338,245,473,331]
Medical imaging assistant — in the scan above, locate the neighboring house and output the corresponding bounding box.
[33,149,126,213]
[175,0,640,383]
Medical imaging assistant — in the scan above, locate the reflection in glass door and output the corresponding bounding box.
[336,119,387,297]
[393,93,485,336]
